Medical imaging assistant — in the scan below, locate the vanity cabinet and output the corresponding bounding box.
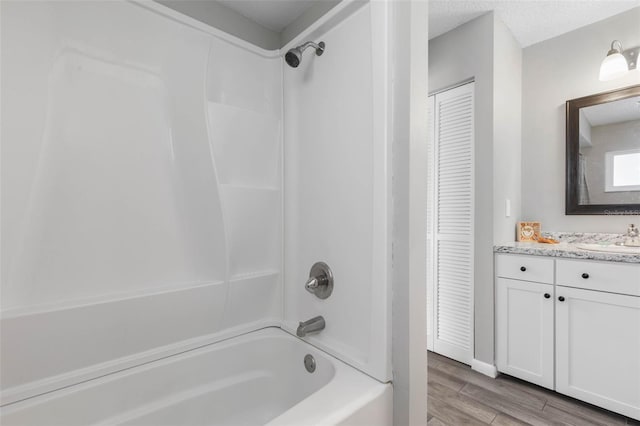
[495,254,640,421]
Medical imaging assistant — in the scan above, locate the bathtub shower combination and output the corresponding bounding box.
[1,0,394,425]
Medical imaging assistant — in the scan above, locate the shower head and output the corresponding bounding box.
[285,41,325,68]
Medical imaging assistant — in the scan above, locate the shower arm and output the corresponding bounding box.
[298,41,325,55]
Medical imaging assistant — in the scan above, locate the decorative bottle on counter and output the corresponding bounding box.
[624,224,640,247]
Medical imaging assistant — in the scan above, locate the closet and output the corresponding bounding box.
[427,82,474,365]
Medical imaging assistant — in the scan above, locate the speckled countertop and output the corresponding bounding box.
[494,232,640,264]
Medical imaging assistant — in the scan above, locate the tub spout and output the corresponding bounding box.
[296,316,325,337]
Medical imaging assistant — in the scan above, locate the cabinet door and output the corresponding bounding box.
[496,278,554,389]
[556,286,640,421]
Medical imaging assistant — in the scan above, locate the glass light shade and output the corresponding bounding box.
[599,52,628,81]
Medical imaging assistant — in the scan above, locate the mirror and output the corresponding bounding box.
[566,85,640,215]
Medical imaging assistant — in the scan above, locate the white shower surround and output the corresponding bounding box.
[282,0,392,382]
[0,0,394,422]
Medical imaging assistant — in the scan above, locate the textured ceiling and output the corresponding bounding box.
[429,0,640,47]
[217,0,317,32]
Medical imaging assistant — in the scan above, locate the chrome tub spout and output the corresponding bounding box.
[296,316,325,337]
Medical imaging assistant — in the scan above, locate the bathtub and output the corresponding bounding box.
[0,328,392,426]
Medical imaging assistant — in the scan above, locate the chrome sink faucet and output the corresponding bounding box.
[623,224,640,247]
[296,316,325,337]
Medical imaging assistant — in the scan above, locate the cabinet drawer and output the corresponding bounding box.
[556,259,640,296]
[496,254,554,284]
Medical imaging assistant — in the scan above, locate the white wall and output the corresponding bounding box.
[282,1,391,383]
[489,18,523,367]
[522,7,640,231]
[1,1,282,404]
[391,1,429,424]
[493,17,522,244]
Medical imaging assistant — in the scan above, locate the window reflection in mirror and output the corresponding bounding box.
[605,149,640,192]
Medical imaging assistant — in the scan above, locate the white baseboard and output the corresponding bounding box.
[471,358,498,378]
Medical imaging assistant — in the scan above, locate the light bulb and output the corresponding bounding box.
[599,44,629,81]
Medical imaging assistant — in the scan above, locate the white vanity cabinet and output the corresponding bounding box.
[496,255,554,389]
[495,254,640,421]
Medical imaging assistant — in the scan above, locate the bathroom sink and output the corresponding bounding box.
[575,243,640,255]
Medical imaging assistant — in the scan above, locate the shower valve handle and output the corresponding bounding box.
[304,262,333,299]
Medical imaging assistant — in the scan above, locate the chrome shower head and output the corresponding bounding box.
[285,41,325,68]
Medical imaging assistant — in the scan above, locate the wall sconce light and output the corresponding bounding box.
[599,40,639,81]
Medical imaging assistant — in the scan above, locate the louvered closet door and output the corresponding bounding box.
[433,82,474,364]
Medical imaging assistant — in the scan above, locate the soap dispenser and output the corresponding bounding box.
[624,224,640,247]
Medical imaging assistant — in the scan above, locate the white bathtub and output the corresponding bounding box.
[0,328,392,426]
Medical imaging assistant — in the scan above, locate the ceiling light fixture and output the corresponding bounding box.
[599,40,639,81]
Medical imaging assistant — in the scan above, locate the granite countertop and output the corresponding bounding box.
[494,232,640,264]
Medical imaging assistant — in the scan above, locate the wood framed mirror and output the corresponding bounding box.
[566,84,640,215]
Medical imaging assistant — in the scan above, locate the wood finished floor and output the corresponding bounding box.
[427,351,640,426]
